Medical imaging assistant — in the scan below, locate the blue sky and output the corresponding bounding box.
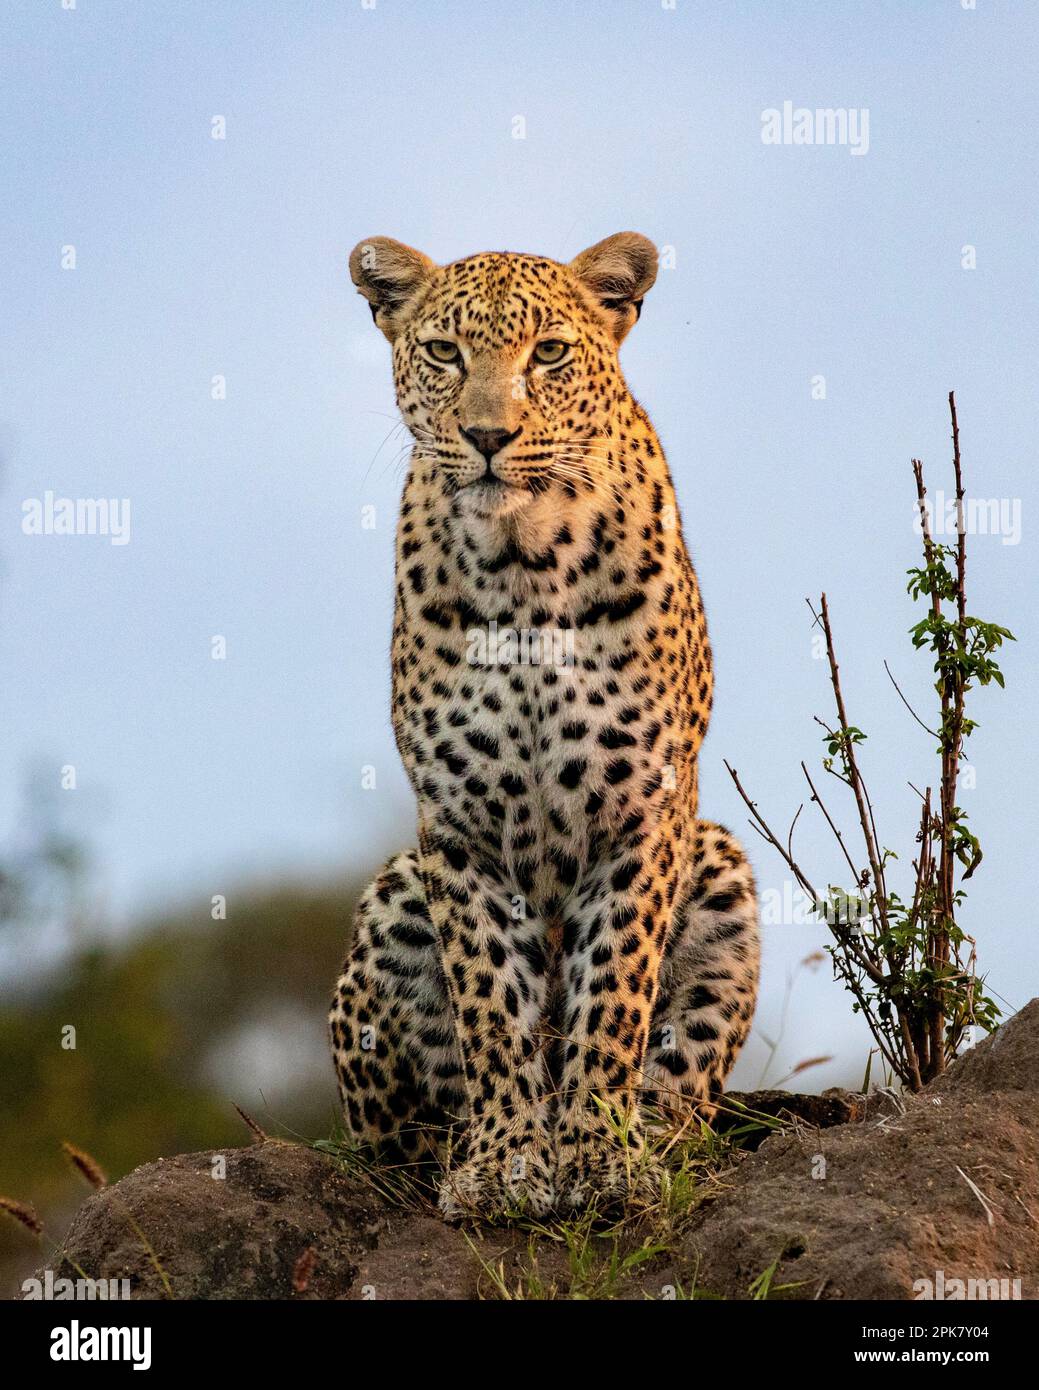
[1,0,1036,1087]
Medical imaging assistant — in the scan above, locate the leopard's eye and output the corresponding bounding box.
[424,339,461,366]
[532,340,570,366]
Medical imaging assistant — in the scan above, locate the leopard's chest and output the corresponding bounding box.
[392,572,697,904]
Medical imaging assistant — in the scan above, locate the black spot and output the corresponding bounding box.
[605,758,634,785]
[559,759,587,789]
[611,858,641,892]
[421,602,452,630]
[407,563,426,594]
[465,729,500,758]
[443,842,469,871]
[575,591,646,628]
[598,727,637,750]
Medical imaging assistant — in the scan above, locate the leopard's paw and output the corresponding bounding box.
[437,1136,556,1222]
[555,1133,661,1214]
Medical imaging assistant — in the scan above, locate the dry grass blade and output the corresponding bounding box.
[0,1194,44,1237]
[773,1055,833,1087]
[108,1197,175,1299]
[62,1141,108,1189]
[955,1165,997,1227]
[233,1103,268,1143]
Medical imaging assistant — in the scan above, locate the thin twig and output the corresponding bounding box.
[723,762,818,903]
[955,1165,997,1227]
[800,761,867,900]
[884,660,939,739]
[813,594,891,927]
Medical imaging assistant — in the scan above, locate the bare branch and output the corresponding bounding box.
[884,660,939,739]
[723,761,818,903]
[799,761,863,891]
[786,802,804,865]
[815,594,891,925]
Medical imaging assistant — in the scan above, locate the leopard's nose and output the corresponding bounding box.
[459,425,522,461]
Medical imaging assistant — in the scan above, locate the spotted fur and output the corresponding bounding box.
[329,233,759,1218]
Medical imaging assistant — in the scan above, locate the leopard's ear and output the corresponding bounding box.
[349,237,436,342]
[568,232,658,343]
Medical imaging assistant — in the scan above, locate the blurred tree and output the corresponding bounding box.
[0,876,361,1294]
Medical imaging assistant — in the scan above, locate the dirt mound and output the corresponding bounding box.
[30,1001,1039,1299]
[28,1141,480,1300]
[679,999,1039,1300]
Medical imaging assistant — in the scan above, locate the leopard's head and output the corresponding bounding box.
[349,234,658,520]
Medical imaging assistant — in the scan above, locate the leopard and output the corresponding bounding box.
[328,231,760,1220]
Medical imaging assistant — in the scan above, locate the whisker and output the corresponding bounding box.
[361,419,414,487]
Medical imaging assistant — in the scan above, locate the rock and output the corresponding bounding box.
[35,1001,1039,1299]
[34,1142,481,1300]
[673,999,1039,1300]
[718,1087,868,1146]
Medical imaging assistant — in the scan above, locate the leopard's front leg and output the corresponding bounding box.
[554,825,679,1211]
[419,819,556,1221]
